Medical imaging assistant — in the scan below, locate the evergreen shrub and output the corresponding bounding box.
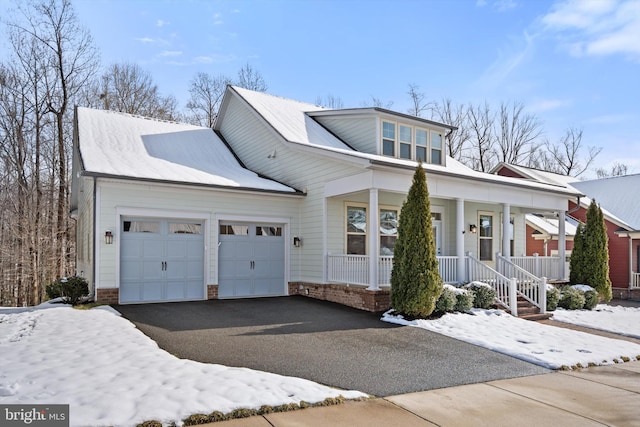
[546,285,561,311]
[464,281,496,309]
[45,276,89,305]
[558,287,585,310]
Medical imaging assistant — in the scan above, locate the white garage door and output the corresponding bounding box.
[218,222,285,298]
[120,217,205,303]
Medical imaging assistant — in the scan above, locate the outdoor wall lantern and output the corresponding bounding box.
[293,236,302,247]
[105,230,114,245]
[469,224,478,234]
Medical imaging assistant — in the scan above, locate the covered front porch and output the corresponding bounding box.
[322,167,575,316]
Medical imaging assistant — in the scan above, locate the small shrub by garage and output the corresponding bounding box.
[46,276,89,305]
[558,287,585,310]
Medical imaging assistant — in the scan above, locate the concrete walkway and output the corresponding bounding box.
[206,360,640,426]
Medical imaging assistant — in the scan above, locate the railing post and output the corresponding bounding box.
[509,278,518,317]
[540,277,547,313]
[533,253,539,277]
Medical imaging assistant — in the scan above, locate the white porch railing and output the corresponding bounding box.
[327,254,369,286]
[510,254,563,280]
[497,254,546,313]
[466,253,518,316]
[632,273,640,289]
[328,254,460,287]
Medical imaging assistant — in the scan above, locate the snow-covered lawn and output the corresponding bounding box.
[552,304,640,339]
[0,303,365,427]
[382,307,640,370]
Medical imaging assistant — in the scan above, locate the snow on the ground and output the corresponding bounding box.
[552,304,640,339]
[382,308,640,370]
[0,303,365,427]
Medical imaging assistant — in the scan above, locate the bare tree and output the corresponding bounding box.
[185,72,231,127]
[361,96,394,109]
[545,127,601,177]
[236,63,267,92]
[596,162,629,178]
[315,94,344,109]
[432,98,469,161]
[465,102,496,172]
[406,83,432,117]
[496,101,542,165]
[90,62,178,120]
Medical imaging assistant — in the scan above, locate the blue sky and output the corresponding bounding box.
[2,0,639,177]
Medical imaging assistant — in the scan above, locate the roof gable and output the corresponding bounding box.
[572,175,640,229]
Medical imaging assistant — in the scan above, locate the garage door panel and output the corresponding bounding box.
[142,282,163,301]
[143,240,164,258]
[120,217,204,303]
[218,223,285,299]
[165,281,186,300]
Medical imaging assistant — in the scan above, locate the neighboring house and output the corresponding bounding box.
[525,214,576,257]
[494,163,640,298]
[71,86,582,313]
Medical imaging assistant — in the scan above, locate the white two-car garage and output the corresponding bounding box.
[119,216,287,304]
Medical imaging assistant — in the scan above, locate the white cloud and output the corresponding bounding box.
[542,0,640,60]
[156,19,169,27]
[159,50,182,57]
[476,0,517,11]
[135,37,155,43]
[527,98,571,113]
[477,30,536,89]
[213,13,223,25]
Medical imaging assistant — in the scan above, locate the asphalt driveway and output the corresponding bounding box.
[115,296,549,396]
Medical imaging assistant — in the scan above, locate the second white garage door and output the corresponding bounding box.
[218,222,285,298]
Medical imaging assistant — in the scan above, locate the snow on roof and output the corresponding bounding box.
[230,86,352,150]
[572,175,640,230]
[230,87,581,197]
[76,107,295,193]
[526,214,577,237]
[497,164,634,229]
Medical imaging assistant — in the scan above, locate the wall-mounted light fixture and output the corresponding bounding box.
[469,224,477,234]
[293,236,302,247]
[105,230,114,245]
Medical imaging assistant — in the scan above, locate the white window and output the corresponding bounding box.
[380,120,444,165]
[399,125,412,159]
[380,208,398,255]
[346,205,367,254]
[382,122,395,157]
[479,213,494,261]
[431,132,443,165]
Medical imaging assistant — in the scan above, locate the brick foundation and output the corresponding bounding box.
[289,282,390,312]
[207,285,219,299]
[96,288,119,304]
[612,287,640,301]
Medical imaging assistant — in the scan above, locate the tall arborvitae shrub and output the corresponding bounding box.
[569,222,585,285]
[583,201,612,301]
[390,164,443,317]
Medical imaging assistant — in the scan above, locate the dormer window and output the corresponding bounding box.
[381,120,444,165]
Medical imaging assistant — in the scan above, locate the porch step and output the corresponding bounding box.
[503,295,553,321]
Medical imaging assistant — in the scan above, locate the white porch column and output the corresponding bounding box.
[558,210,566,280]
[368,188,379,290]
[322,195,328,283]
[502,203,511,259]
[456,198,466,283]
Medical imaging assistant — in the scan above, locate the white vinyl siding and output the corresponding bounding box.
[76,176,95,290]
[313,115,378,154]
